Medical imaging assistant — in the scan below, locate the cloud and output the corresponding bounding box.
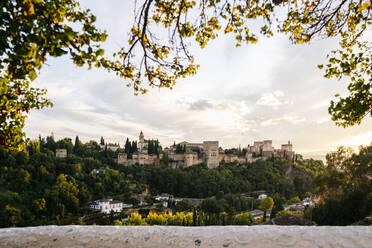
[188,99,215,111]
[283,116,306,124]
[341,131,372,147]
[256,91,285,107]
[176,98,248,113]
[259,116,305,127]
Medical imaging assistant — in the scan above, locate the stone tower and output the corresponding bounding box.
[281,141,294,160]
[203,141,219,168]
[185,153,194,167]
[262,140,273,158]
[138,131,145,153]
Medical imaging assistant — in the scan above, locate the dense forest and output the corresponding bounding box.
[310,145,372,225]
[0,135,370,227]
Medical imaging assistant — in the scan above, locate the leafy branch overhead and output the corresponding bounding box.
[123,0,371,123]
[1,0,112,149]
[0,0,371,150]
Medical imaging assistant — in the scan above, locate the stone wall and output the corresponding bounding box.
[0,226,371,248]
[117,153,127,165]
[55,149,67,158]
[169,153,186,161]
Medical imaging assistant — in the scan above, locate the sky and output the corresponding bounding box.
[24,0,372,159]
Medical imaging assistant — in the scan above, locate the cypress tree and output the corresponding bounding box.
[192,209,197,226]
[130,141,134,153]
[73,136,83,155]
[132,141,137,152]
[155,139,159,155]
[125,138,131,154]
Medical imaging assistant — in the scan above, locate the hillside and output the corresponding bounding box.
[0,136,325,227]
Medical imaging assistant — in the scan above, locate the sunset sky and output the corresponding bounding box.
[24,0,372,158]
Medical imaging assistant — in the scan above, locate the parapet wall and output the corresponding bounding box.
[0,225,371,248]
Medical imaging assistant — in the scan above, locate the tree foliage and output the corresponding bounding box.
[0,135,370,227]
[259,196,274,221]
[0,135,324,227]
[123,0,371,124]
[121,210,254,226]
[314,145,372,198]
[275,209,303,217]
[125,212,146,225]
[259,196,274,211]
[286,196,301,205]
[233,212,254,225]
[312,143,372,225]
[0,0,119,149]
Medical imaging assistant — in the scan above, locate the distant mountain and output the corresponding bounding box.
[302,151,328,163]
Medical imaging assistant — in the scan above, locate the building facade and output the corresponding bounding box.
[88,198,123,214]
[118,131,161,166]
[55,149,67,158]
[116,131,301,168]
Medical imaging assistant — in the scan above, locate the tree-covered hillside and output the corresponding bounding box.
[5,135,368,228]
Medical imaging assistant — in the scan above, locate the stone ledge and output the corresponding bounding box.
[0,225,371,248]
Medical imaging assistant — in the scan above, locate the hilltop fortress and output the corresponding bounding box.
[117,132,302,168]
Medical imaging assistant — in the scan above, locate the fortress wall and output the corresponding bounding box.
[169,154,185,161]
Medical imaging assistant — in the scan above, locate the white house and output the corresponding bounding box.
[90,168,106,174]
[301,197,316,207]
[249,209,271,220]
[258,194,267,199]
[88,198,123,214]
[249,209,264,220]
[284,203,305,211]
[155,194,172,201]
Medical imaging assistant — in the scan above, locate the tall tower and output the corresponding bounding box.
[287,141,293,152]
[281,140,294,160]
[262,140,273,158]
[139,131,145,153]
[203,141,219,168]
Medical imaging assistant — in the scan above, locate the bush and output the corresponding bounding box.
[234,212,254,225]
[276,210,303,218]
[125,212,145,225]
[286,196,301,205]
[145,211,167,225]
